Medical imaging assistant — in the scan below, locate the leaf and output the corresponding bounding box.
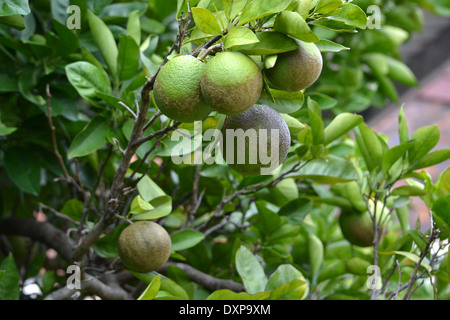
[329,3,367,29]
[137,175,166,201]
[132,196,172,221]
[354,123,383,172]
[378,251,432,273]
[315,0,342,15]
[65,61,112,103]
[289,155,359,184]
[0,15,25,30]
[238,0,293,26]
[398,105,409,144]
[67,116,110,159]
[126,10,141,45]
[235,245,267,294]
[279,198,313,225]
[0,122,17,136]
[171,229,205,251]
[410,149,450,171]
[265,264,308,293]
[191,7,222,36]
[93,223,127,259]
[258,89,304,114]
[117,35,140,81]
[308,233,324,276]
[408,125,440,165]
[324,113,363,145]
[87,10,119,76]
[267,279,309,300]
[385,56,417,86]
[100,2,148,19]
[0,0,30,16]
[280,114,305,135]
[274,11,319,43]
[345,257,371,276]
[307,97,324,145]
[60,199,84,222]
[306,92,337,110]
[207,290,269,300]
[223,26,259,49]
[381,142,414,175]
[234,31,299,55]
[0,253,20,300]
[4,147,41,195]
[391,186,427,197]
[138,275,161,300]
[315,39,349,52]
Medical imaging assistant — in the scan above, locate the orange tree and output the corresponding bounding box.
[0,0,449,300]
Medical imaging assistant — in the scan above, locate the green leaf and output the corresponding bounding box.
[280,114,305,135]
[65,61,112,103]
[398,105,409,145]
[391,186,427,197]
[274,11,319,42]
[437,168,450,196]
[138,275,161,300]
[117,35,140,81]
[132,196,172,221]
[345,257,371,275]
[315,39,349,52]
[223,26,259,49]
[295,0,314,18]
[324,113,363,145]
[265,264,308,293]
[100,2,148,19]
[408,125,440,165]
[378,251,432,273]
[233,31,299,56]
[191,7,222,36]
[0,15,25,30]
[0,74,18,93]
[60,199,84,222]
[331,181,367,212]
[315,0,342,15]
[258,89,304,114]
[307,97,324,145]
[289,155,358,184]
[385,56,417,86]
[235,245,267,294]
[308,233,324,276]
[381,142,414,175]
[306,92,337,110]
[137,175,166,201]
[0,0,30,16]
[207,289,269,300]
[4,147,41,195]
[267,279,309,300]
[126,10,141,45]
[432,195,450,229]
[53,19,79,56]
[93,223,127,259]
[0,253,20,300]
[87,10,119,76]
[279,198,313,225]
[171,229,205,252]
[67,116,110,159]
[410,149,450,171]
[0,122,17,136]
[238,0,293,26]
[354,123,383,172]
[329,3,367,29]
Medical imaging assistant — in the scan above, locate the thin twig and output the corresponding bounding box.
[118,101,138,120]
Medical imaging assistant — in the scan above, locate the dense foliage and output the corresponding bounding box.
[0,0,449,301]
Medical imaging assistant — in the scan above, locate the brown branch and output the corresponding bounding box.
[0,217,73,262]
[159,262,245,293]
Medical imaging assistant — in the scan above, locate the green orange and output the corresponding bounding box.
[201,52,263,115]
[153,55,212,123]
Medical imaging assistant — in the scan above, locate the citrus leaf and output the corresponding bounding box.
[408,125,441,165]
[117,35,140,81]
[171,229,205,251]
[235,245,267,294]
[4,147,41,195]
[67,116,109,159]
[378,251,432,273]
[354,123,383,172]
[267,279,309,300]
[138,275,161,300]
[132,195,172,221]
[137,175,166,201]
[0,122,17,136]
[324,113,363,145]
[126,10,141,45]
[207,289,269,300]
[87,10,118,76]
[223,26,259,49]
[238,0,292,26]
[191,7,222,36]
[410,149,450,171]
[0,253,20,300]
[233,31,299,56]
[0,15,25,30]
[329,3,367,29]
[391,186,427,197]
[60,199,84,222]
[258,89,304,114]
[381,142,414,175]
[315,39,349,52]
[0,0,30,16]
[274,11,319,43]
[308,233,324,276]
[315,0,342,15]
